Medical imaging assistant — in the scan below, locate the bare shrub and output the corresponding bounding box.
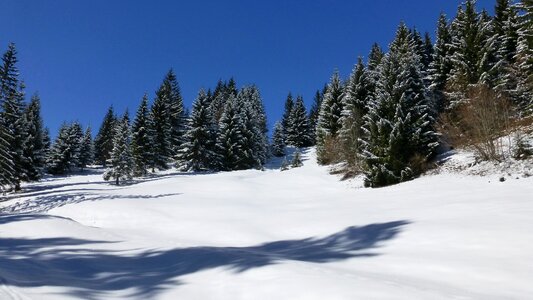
[317,135,344,165]
[439,84,512,161]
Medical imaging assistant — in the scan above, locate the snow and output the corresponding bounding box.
[1,148,532,299]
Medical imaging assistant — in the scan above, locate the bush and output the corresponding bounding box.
[439,85,511,161]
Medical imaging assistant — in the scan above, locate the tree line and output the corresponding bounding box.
[271,0,532,187]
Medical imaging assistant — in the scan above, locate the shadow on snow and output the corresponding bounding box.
[0,217,409,299]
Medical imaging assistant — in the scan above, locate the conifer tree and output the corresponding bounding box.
[131,94,153,176]
[104,115,133,185]
[428,13,454,112]
[515,0,533,112]
[271,121,286,157]
[94,106,116,166]
[21,94,46,180]
[361,23,438,187]
[78,126,93,170]
[316,70,344,164]
[308,86,326,144]
[281,92,294,141]
[177,89,219,171]
[156,69,186,155]
[447,1,492,106]
[150,91,172,170]
[216,94,245,170]
[291,150,303,168]
[340,57,371,167]
[286,95,311,147]
[47,122,83,175]
[0,43,25,191]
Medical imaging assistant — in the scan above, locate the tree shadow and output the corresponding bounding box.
[0,220,409,299]
[1,192,182,214]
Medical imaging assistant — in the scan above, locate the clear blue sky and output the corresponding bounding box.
[0,0,494,137]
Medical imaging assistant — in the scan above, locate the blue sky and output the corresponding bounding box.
[0,0,494,137]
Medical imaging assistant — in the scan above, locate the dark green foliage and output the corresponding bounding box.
[0,43,25,190]
[156,69,187,156]
[316,71,344,164]
[361,23,438,187]
[78,126,93,170]
[94,106,116,166]
[286,95,312,147]
[428,13,454,112]
[131,94,153,176]
[103,116,133,185]
[271,121,285,157]
[281,92,294,141]
[291,150,303,168]
[177,89,219,171]
[308,86,326,144]
[46,122,83,175]
[21,94,46,180]
[340,57,372,167]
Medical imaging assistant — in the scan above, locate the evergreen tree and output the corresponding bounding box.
[177,89,219,171]
[271,121,286,157]
[286,95,311,147]
[78,126,93,170]
[150,90,172,170]
[46,122,83,175]
[361,23,438,187]
[447,1,497,106]
[131,94,153,176]
[94,106,116,166]
[308,85,326,144]
[21,94,46,180]
[0,43,25,191]
[291,150,303,168]
[316,70,344,164]
[281,92,294,141]
[156,69,186,155]
[103,115,133,185]
[216,94,245,170]
[340,57,372,167]
[428,13,454,112]
[515,0,533,112]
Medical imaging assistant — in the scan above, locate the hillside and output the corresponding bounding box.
[1,148,532,299]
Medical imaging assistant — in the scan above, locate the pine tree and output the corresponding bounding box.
[340,57,372,167]
[286,95,311,147]
[156,69,186,155]
[243,85,269,163]
[78,126,93,170]
[271,121,286,157]
[177,89,219,171]
[447,1,493,106]
[308,86,326,144]
[131,94,153,176]
[361,23,438,187]
[428,13,454,112]
[94,106,116,166]
[316,70,344,164]
[68,121,84,168]
[0,43,25,191]
[46,122,83,175]
[21,94,46,180]
[281,92,294,141]
[291,150,303,168]
[216,94,245,170]
[103,115,133,185]
[46,123,71,175]
[150,90,172,170]
[515,0,533,112]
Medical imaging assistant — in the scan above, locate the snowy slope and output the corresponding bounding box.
[1,148,532,299]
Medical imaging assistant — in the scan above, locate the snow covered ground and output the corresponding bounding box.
[1,148,532,299]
